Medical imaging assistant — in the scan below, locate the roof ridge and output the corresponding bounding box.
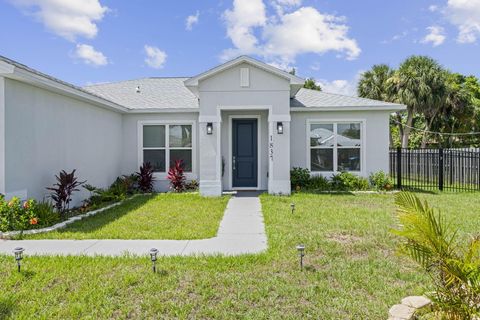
[84,77,191,88]
[297,87,400,105]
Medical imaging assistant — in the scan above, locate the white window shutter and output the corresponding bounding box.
[240,68,249,87]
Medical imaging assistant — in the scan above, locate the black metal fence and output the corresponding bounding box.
[389,148,480,192]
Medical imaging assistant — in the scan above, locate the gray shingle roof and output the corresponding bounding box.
[84,78,199,109]
[291,88,404,109]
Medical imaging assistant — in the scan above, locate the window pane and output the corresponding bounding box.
[169,125,192,147]
[310,149,333,171]
[310,124,334,147]
[170,150,192,172]
[337,123,361,147]
[338,148,361,171]
[143,125,165,148]
[144,150,165,172]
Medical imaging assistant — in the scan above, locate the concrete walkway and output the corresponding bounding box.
[0,193,267,257]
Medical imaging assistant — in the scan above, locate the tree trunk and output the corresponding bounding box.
[402,109,414,148]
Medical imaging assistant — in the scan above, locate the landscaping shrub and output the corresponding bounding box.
[83,175,140,210]
[137,163,155,193]
[185,179,199,191]
[0,196,37,232]
[34,201,60,227]
[168,159,186,192]
[369,171,394,191]
[46,169,85,216]
[290,167,311,190]
[331,172,369,191]
[393,192,480,319]
[306,175,330,191]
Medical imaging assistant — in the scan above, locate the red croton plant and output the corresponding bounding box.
[167,159,186,192]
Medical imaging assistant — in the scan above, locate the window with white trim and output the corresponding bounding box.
[142,124,193,172]
[309,122,361,172]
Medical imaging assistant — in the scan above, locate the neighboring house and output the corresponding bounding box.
[0,55,405,203]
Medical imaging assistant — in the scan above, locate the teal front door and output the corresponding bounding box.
[232,119,258,188]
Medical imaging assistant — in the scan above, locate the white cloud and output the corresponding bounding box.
[428,5,439,12]
[186,11,200,31]
[144,45,167,69]
[445,0,480,43]
[222,0,267,58]
[74,44,108,66]
[318,79,356,96]
[222,1,360,65]
[317,71,363,96]
[275,0,302,6]
[421,25,446,46]
[10,0,107,41]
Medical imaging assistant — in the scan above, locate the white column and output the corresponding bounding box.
[198,117,222,196]
[268,116,291,195]
[0,77,5,195]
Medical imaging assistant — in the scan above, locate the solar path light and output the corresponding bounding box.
[296,244,305,270]
[290,203,295,214]
[149,248,159,273]
[13,247,25,272]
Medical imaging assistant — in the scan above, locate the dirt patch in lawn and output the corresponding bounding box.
[326,232,363,245]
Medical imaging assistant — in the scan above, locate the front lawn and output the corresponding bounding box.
[1,192,478,319]
[25,193,230,240]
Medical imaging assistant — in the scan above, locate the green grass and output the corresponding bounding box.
[25,193,230,240]
[1,192,479,319]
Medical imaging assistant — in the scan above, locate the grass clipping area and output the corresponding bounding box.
[26,193,230,240]
[1,192,479,319]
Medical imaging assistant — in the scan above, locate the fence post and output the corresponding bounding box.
[439,148,444,191]
[396,147,402,189]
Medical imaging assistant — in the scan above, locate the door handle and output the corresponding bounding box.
[233,156,236,170]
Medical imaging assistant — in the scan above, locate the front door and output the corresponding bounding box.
[232,119,258,188]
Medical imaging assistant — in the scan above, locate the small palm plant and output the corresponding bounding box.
[392,192,480,319]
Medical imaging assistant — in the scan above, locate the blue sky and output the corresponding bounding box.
[0,0,479,95]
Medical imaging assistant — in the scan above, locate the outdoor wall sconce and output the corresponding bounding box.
[13,247,25,272]
[206,122,213,135]
[290,203,295,214]
[296,244,305,270]
[277,122,284,134]
[149,248,158,273]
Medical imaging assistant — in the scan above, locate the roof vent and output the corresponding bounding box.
[136,86,141,93]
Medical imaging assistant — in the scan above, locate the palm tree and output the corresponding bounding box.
[358,64,397,145]
[357,64,393,101]
[388,56,446,147]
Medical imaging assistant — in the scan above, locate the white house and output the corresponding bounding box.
[0,55,405,202]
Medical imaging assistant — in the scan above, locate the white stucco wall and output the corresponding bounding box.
[4,78,123,205]
[290,110,392,177]
[197,62,292,195]
[121,112,199,192]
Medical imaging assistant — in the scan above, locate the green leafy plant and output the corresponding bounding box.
[392,192,480,319]
[0,196,37,232]
[137,163,155,193]
[331,172,369,191]
[185,180,199,191]
[369,171,394,191]
[46,169,85,216]
[306,175,330,191]
[290,167,311,191]
[34,201,60,227]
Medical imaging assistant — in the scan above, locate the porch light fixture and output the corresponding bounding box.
[13,247,25,272]
[149,248,158,273]
[277,122,284,134]
[290,203,295,214]
[296,244,305,270]
[206,122,213,135]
